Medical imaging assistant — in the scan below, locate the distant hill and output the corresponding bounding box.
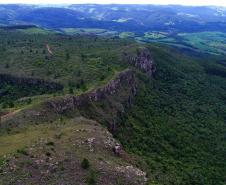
[0,25,37,29]
[1,4,226,33]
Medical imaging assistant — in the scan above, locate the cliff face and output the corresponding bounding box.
[0,73,63,91]
[47,47,156,115]
[2,48,156,130]
[1,69,137,129]
[47,69,137,114]
[0,49,155,185]
[125,47,156,77]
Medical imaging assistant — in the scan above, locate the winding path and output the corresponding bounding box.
[46,44,53,55]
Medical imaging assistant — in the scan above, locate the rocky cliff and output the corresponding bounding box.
[2,48,156,131]
[124,47,156,77]
[1,69,137,129]
[47,69,136,114]
[0,49,156,185]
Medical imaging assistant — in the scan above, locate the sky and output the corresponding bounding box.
[0,0,226,7]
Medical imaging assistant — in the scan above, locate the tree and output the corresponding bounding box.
[69,87,74,94]
[81,158,90,169]
[0,117,1,128]
[5,63,9,68]
[66,52,70,60]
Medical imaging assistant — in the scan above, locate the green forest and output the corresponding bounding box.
[0,28,225,185]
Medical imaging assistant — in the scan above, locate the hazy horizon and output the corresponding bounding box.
[0,0,226,7]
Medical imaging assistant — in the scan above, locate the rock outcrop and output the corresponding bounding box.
[2,49,156,132]
[1,69,137,130]
[125,47,156,77]
[0,117,147,185]
[115,165,147,185]
[47,69,136,114]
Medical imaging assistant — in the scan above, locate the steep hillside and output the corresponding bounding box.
[0,29,153,184]
[0,117,147,185]
[0,29,226,185]
[0,28,137,110]
[117,45,226,185]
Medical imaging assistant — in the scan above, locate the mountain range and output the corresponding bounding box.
[1,4,226,33]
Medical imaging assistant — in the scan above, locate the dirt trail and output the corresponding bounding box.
[46,44,53,55]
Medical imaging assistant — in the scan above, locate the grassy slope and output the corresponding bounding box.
[116,45,226,185]
[0,29,226,185]
[0,117,146,185]
[0,29,136,110]
[0,29,146,184]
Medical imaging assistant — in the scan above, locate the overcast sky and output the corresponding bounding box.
[0,0,226,7]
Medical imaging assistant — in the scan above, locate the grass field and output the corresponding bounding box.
[18,27,54,35]
[119,32,135,39]
[178,32,226,55]
[61,28,118,37]
[59,27,226,55]
[61,28,106,35]
[144,32,167,39]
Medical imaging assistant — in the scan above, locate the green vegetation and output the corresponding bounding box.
[0,29,133,110]
[119,32,135,39]
[60,27,226,55]
[81,158,90,169]
[144,32,167,39]
[178,32,226,55]
[136,31,226,55]
[18,27,53,35]
[0,80,59,108]
[0,28,225,185]
[61,28,116,36]
[0,118,140,185]
[116,45,226,185]
[87,170,97,185]
[0,124,57,157]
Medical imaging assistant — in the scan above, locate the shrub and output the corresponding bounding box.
[81,158,90,169]
[46,152,51,157]
[5,63,9,68]
[46,141,55,146]
[66,52,70,60]
[87,170,96,185]
[17,149,28,156]
[69,87,74,94]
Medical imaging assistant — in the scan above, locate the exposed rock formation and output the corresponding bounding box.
[0,117,147,185]
[115,165,147,185]
[47,69,136,114]
[125,47,156,77]
[113,143,122,156]
[1,50,156,132]
[1,69,137,130]
[0,73,63,91]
